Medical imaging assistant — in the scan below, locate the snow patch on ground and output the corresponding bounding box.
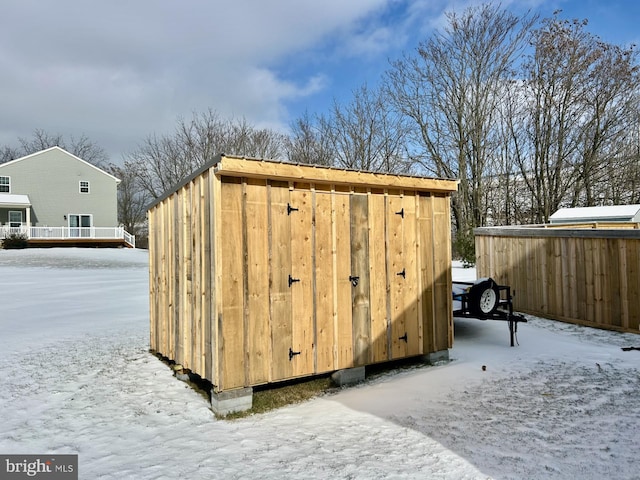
[0,250,638,479]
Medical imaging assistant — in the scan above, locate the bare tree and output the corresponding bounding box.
[573,40,639,206]
[225,118,286,159]
[317,84,410,173]
[285,111,335,165]
[491,79,537,225]
[128,133,186,200]
[11,129,109,166]
[0,145,20,164]
[129,109,287,199]
[607,124,640,204]
[66,134,110,168]
[105,161,151,246]
[508,14,640,222]
[386,4,536,237]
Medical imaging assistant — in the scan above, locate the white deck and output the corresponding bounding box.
[1,225,135,247]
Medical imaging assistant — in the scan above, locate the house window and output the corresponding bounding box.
[0,176,9,193]
[79,181,90,194]
[69,214,92,238]
[9,211,22,227]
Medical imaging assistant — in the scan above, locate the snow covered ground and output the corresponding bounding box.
[1,248,639,479]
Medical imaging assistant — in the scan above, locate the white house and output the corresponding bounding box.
[0,146,134,247]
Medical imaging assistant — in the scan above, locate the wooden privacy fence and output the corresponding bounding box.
[148,155,458,393]
[475,224,640,333]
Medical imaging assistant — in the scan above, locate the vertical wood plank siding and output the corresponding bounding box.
[314,190,335,372]
[475,226,640,334]
[368,193,388,363]
[350,193,371,366]
[334,192,353,369]
[432,194,453,350]
[148,158,456,393]
[268,182,293,381]
[244,179,271,385]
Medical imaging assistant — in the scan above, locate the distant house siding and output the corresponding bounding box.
[0,149,118,227]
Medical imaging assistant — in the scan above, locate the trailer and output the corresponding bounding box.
[453,278,526,346]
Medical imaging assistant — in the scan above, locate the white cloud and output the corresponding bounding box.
[0,0,391,160]
[1,0,634,163]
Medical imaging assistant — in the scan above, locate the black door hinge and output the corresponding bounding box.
[289,347,301,361]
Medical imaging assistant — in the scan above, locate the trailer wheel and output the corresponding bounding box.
[469,279,500,317]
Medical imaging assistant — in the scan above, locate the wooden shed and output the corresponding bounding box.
[148,155,458,411]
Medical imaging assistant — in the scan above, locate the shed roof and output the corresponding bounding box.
[549,205,640,223]
[149,154,459,209]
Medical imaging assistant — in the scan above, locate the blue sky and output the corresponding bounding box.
[1,0,638,162]
[281,0,640,123]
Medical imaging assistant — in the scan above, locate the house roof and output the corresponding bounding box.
[0,146,121,184]
[0,193,31,207]
[549,205,640,223]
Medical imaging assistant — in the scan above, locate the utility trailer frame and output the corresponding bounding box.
[453,278,527,347]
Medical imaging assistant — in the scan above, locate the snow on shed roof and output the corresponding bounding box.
[549,205,640,223]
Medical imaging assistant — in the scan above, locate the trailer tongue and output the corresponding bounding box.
[453,278,527,346]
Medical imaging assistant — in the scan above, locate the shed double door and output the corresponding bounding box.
[342,191,421,366]
[270,186,422,382]
[350,193,422,366]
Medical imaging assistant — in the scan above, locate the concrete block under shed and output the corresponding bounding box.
[331,366,366,387]
[422,349,450,365]
[211,387,253,416]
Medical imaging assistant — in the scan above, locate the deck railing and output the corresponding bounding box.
[1,225,135,248]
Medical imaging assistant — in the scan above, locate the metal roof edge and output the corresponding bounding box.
[147,153,459,211]
[216,153,458,185]
[146,154,223,210]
